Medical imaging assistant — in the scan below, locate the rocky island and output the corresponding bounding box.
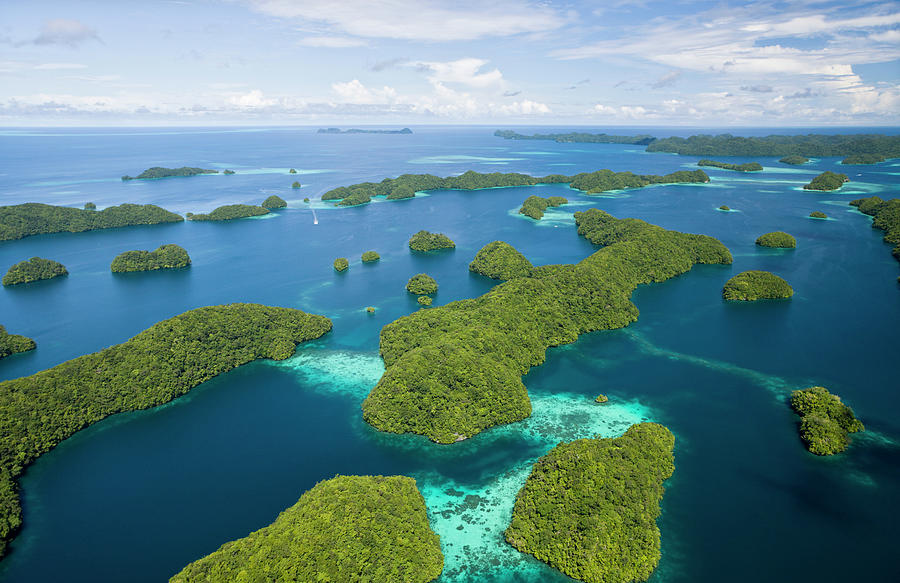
[790,386,864,455]
[110,244,191,273]
[0,325,36,360]
[2,257,68,286]
[722,270,793,300]
[0,202,183,242]
[519,195,568,219]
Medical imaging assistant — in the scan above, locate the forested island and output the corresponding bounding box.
[334,257,349,272]
[362,209,732,444]
[698,159,763,172]
[804,171,849,191]
[0,202,183,241]
[322,169,709,207]
[187,204,269,221]
[171,475,443,583]
[261,195,287,209]
[723,270,793,300]
[361,251,380,263]
[493,130,655,145]
[468,241,533,280]
[646,134,900,158]
[417,296,432,306]
[409,230,456,252]
[850,196,900,272]
[519,195,567,219]
[406,273,438,295]
[2,257,68,286]
[790,387,864,455]
[505,423,675,583]
[317,128,413,135]
[780,155,809,165]
[842,154,885,164]
[756,231,796,248]
[809,211,828,219]
[0,304,332,557]
[110,244,191,273]
[122,167,218,180]
[0,325,35,360]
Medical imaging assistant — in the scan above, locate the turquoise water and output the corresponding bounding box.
[0,127,899,582]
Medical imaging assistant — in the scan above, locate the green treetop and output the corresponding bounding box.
[0,325,36,360]
[723,270,793,300]
[262,195,287,209]
[334,257,349,272]
[755,231,797,248]
[110,244,191,273]
[362,251,380,263]
[790,386,864,455]
[409,230,455,252]
[803,171,849,191]
[2,257,68,286]
[406,273,437,295]
[468,241,533,280]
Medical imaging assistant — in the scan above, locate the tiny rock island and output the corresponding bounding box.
[803,171,849,191]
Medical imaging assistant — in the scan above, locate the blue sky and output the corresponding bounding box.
[1,0,898,126]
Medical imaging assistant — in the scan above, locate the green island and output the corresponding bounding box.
[334,257,349,272]
[468,241,534,280]
[261,195,287,209]
[223,169,235,175]
[321,169,709,206]
[362,251,380,263]
[110,244,191,273]
[318,127,413,134]
[2,257,68,286]
[84,202,96,210]
[493,129,655,145]
[0,303,332,557]
[170,475,442,583]
[187,204,270,221]
[409,230,456,252]
[698,159,763,172]
[505,423,675,583]
[790,386,864,455]
[122,166,218,180]
[803,171,849,191]
[723,270,793,301]
[756,231,796,248]
[366,306,376,313]
[594,394,608,403]
[718,205,730,211]
[361,209,732,444]
[0,202,183,242]
[646,134,900,158]
[779,155,809,165]
[292,181,301,189]
[842,153,885,165]
[406,273,438,295]
[519,195,568,219]
[849,196,900,268]
[417,296,432,307]
[809,211,828,219]
[290,168,297,174]
[0,326,35,360]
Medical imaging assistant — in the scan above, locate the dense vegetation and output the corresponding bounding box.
[647,134,900,158]
[790,387,864,455]
[0,326,35,360]
[519,195,568,219]
[171,475,442,583]
[719,205,730,211]
[505,423,675,583]
[0,202,183,241]
[756,231,797,248]
[292,181,301,189]
[722,270,793,301]
[334,257,349,272]
[2,257,68,286]
[122,166,217,180]
[468,241,534,280]
[188,204,270,221]
[779,155,809,165]
[83,202,96,210]
[849,196,900,269]
[698,159,763,172]
[417,296,432,307]
[318,127,413,134]
[406,273,438,295]
[261,195,287,209]
[223,169,235,175]
[321,169,709,206]
[809,211,828,219]
[842,154,885,165]
[409,230,456,252]
[493,130,655,145]
[362,209,732,443]
[110,244,191,273]
[803,171,849,191]
[0,304,332,557]
[362,251,380,263]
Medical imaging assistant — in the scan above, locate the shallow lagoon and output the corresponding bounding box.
[1,126,899,582]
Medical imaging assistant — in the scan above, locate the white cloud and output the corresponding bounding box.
[298,36,367,48]
[33,19,100,47]
[414,58,504,89]
[228,89,277,108]
[498,99,550,115]
[331,79,398,104]
[33,63,88,70]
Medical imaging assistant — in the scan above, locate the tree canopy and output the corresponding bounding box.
[698,159,763,172]
[790,387,864,455]
[755,231,797,248]
[0,325,35,360]
[409,230,456,252]
[0,202,183,242]
[519,195,568,219]
[494,130,655,145]
[850,196,900,274]
[2,257,68,286]
[261,195,287,209]
[122,166,217,180]
[647,134,900,158]
[803,171,849,191]
[110,244,191,273]
[468,241,533,280]
[722,270,793,301]
[188,204,270,221]
[406,273,438,295]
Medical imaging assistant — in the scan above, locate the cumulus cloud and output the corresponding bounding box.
[33,19,100,47]
[414,58,504,89]
[331,79,398,104]
[228,89,278,108]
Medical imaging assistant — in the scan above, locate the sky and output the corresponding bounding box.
[0,0,898,126]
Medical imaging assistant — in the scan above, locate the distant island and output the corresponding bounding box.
[261,195,287,209]
[110,244,191,273]
[809,211,828,219]
[170,475,443,583]
[0,202,183,242]
[803,171,849,191]
[698,159,763,172]
[334,257,349,272]
[494,129,655,145]
[519,195,567,219]
[409,230,455,252]
[2,257,68,286]
[0,325,35,360]
[121,166,218,180]
[779,155,809,165]
[506,423,674,583]
[756,231,796,248]
[361,251,380,263]
[646,133,900,158]
[468,241,533,280]
[362,209,732,444]
[0,303,332,558]
[790,386,864,455]
[187,204,269,221]
[850,196,900,275]
[842,153,885,165]
[318,127,413,135]
[723,270,793,301]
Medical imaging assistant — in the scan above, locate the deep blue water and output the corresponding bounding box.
[0,126,898,582]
